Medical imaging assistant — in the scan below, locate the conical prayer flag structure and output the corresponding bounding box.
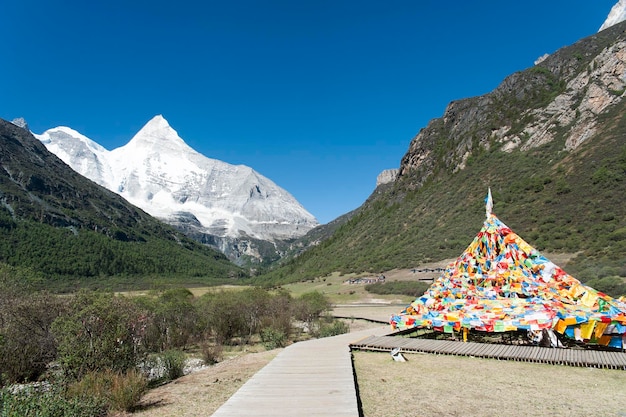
[391,191,626,348]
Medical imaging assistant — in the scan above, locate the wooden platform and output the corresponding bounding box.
[350,335,626,370]
[210,325,390,417]
[210,316,625,416]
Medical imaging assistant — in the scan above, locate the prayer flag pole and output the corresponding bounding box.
[485,188,493,218]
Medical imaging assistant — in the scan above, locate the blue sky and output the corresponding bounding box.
[1,1,617,224]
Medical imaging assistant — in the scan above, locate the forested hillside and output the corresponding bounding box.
[0,119,243,291]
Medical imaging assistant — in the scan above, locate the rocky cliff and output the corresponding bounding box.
[399,21,626,185]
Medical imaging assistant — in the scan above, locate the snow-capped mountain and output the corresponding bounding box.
[599,0,626,31]
[37,126,114,188]
[35,115,318,247]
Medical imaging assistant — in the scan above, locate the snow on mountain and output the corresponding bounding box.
[36,115,318,241]
[35,126,114,188]
[599,0,626,31]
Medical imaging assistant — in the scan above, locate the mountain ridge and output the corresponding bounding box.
[34,115,319,265]
[0,118,244,290]
[257,20,626,292]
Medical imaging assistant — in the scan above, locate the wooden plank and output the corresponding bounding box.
[495,344,510,358]
[456,342,478,356]
[590,350,601,367]
[352,334,626,370]
[572,349,583,367]
[562,349,570,364]
[515,345,529,360]
[486,344,501,358]
[615,352,626,369]
[508,346,520,360]
[610,351,625,369]
[599,351,609,368]
[488,344,503,359]
[536,347,550,363]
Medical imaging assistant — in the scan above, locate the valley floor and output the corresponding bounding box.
[123,304,626,417]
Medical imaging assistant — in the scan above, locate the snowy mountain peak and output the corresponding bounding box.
[135,114,175,138]
[37,125,106,151]
[128,115,190,151]
[34,126,113,188]
[36,117,319,248]
[599,0,626,31]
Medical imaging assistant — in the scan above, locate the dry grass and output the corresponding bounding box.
[353,350,626,417]
[126,349,280,417]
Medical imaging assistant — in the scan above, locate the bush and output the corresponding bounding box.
[67,369,147,413]
[293,291,330,333]
[261,290,293,339]
[201,342,223,365]
[0,291,66,384]
[134,288,200,352]
[260,327,287,350]
[51,291,148,380]
[315,319,350,338]
[200,291,250,345]
[199,288,290,345]
[585,276,626,297]
[143,350,187,383]
[160,350,187,381]
[0,385,107,417]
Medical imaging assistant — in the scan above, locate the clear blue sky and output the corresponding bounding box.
[1,1,617,224]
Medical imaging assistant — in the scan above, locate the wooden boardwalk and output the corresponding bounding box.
[351,335,626,370]
[210,325,390,417]
[210,305,625,417]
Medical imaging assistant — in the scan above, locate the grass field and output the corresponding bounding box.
[353,350,626,417]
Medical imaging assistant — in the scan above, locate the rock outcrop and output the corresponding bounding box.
[399,22,626,186]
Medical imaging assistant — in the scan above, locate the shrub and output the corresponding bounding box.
[201,342,223,365]
[199,288,287,345]
[260,327,287,350]
[0,291,66,384]
[142,349,187,383]
[0,385,107,417]
[261,289,293,338]
[51,291,148,380]
[293,291,330,332]
[160,350,187,381]
[585,276,626,297]
[67,369,147,413]
[141,288,200,351]
[108,370,148,412]
[200,291,249,345]
[315,319,350,338]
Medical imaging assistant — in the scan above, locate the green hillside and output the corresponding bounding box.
[256,24,626,296]
[259,118,626,291]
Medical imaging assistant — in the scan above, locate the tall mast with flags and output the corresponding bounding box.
[485,188,493,218]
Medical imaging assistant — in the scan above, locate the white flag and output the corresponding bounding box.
[485,188,493,217]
